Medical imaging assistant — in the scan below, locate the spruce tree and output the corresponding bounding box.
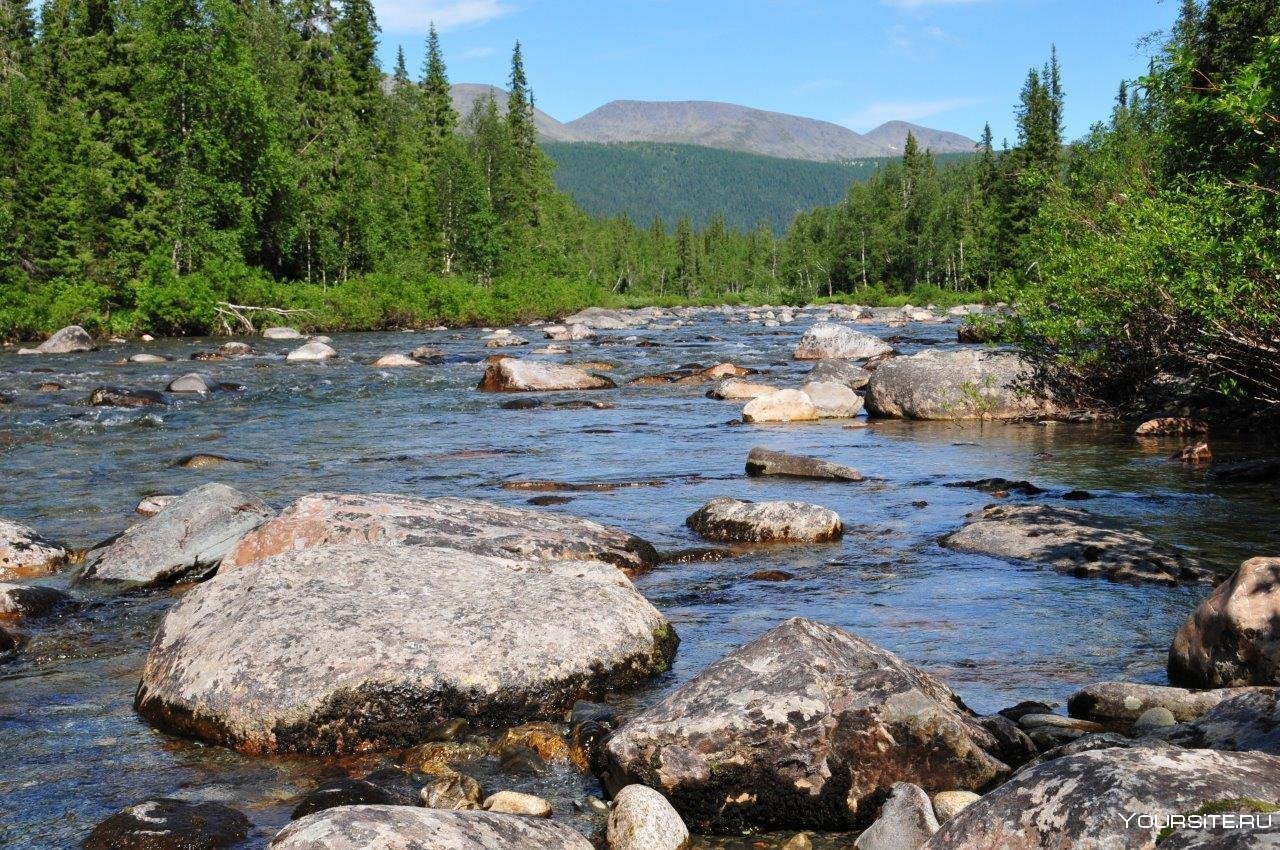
[421,23,456,150]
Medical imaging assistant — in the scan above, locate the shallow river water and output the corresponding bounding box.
[1,309,1277,848]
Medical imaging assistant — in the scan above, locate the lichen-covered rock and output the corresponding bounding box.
[286,341,336,362]
[89,386,167,408]
[1169,558,1280,687]
[855,782,938,850]
[1162,689,1280,756]
[269,805,593,849]
[866,350,1054,421]
[745,447,863,482]
[941,503,1214,584]
[742,389,820,423]
[686,498,843,543]
[82,799,251,850]
[608,785,690,850]
[220,493,657,575]
[1067,681,1235,724]
[923,746,1280,850]
[0,582,71,619]
[800,381,865,418]
[135,544,677,755]
[601,618,1010,833]
[478,357,615,392]
[82,483,273,586]
[30,325,95,354]
[0,518,66,580]
[793,324,892,360]
[807,359,871,389]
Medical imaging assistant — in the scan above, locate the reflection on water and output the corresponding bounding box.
[1,313,1276,848]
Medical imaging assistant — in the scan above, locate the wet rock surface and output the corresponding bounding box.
[135,543,677,755]
[745,446,863,481]
[0,518,66,579]
[1067,681,1235,724]
[89,386,167,408]
[479,357,615,392]
[793,324,892,361]
[82,798,252,849]
[866,350,1054,421]
[742,389,820,423]
[1169,557,1280,687]
[0,582,71,619]
[269,805,594,849]
[686,498,843,543]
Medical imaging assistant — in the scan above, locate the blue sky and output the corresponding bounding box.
[373,0,1179,144]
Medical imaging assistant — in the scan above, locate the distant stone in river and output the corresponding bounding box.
[0,518,66,580]
[128,352,172,363]
[742,389,820,423]
[807,359,871,389]
[221,492,659,575]
[370,353,420,368]
[687,497,842,543]
[478,356,615,392]
[21,325,95,354]
[866,349,1056,420]
[83,799,251,850]
[1136,417,1209,436]
[800,380,865,418]
[793,323,892,360]
[166,372,213,393]
[1169,557,1280,687]
[601,618,1010,833]
[745,446,863,481]
[286,341,336,362]
[941,503,1214,584]
[89,386,167,408]
[135,543,677,755]
[707,378,777,400]
[269,806,594,849]
[543,323,596,341]
[82,483,273,586]
[262,326,303,340]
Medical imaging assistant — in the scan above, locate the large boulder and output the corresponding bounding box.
[0,518,66,580]
[82,483,273,586]
[866,350,1055,421]
[923,745,1280,850]
[1169,558,1280,687]
[745,447,863,482]
[82,799,251,850]
[800,381,865,418]
[686,498,843,543]
[807,359,871,389]
[135,543,677,755]
[941,503,1214,585]
[286,341,336,362]
[793,324,892,360]
[1162,688,1280,756]
[29,325,95,354]
[1068,681,1236,724]
[601,618,1011,833]
[478,357,615,392]
[269,805,594,849]
[262,326,303,340]
[220,493,658,575]
[166,373,213,394]
[742,389,820,423]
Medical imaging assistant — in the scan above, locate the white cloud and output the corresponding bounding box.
[459,46,498,59]
[842,97,978,131]
[375,0,513,33]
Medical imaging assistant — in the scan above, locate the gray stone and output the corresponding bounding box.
[707,379,778,400]
[800,381,865,418]
[601,618,1010,833]
[1068,681,1235,724]
[686,498,843,543]
[220,493,658,575]
[31,325,95,354]
[923,745,1280,850]
[855,782,939,850]
[941,503,1214,585]
[793,324,892,360]
[608,785,690,850]
[478,357,615,392]
[1162,688,1280,755]
[269,805,594,849]
[262,327,303,340]
[135,543,677,755]
[1133,706,1177,733]
[807,359,871,389]
[166,373,213,393]
[1169,558,1280,687]
[82,483,273,586]
[89,386,167,408]
[543,323,596,341]
[129,352,172,363]
[742,389,820,423]
[0,519,66,580]
[83,799,251,850]
[745,447,863,482]
[482,790,551,817]
[866,350,1055,421]
[371,353,421,368]
[286,341,336,362]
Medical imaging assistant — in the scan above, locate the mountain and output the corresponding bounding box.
[448,86,977,161]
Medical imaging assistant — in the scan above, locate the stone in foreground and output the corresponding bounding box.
[745,447,863,481]
[82,799,251,850]
[941,503,1214,584]
[686,498,843,543]
[1162,688,1280,756]
[866,350,1054,420]
[136,544,676,755]
[478,356,615,392]
[220,493,658,575]
[1067,681,1235,724]
[0,518,66,580]
[742,389,820,423]
[923,745,1280,850]
[1169,557,1280,687]
[602,618,1010,833]
[793,323,892,360]
[608,785,690,850]
[82,483,273,586]
[29,325,95,354]
[855,782,939,850]
[269,805,593,849]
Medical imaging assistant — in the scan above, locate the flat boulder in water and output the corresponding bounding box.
[800,380,865,418]
[166,373,213,393]
[0,518,66,580]
[262,326,303,340]
[707,379,777,400]
[601,618,1010,833]
[742,389,820,423]
[1067,681,1235,724]
[286,341,336,362]
[25,325,95,354]
[269,805,594,849]
[745,447,863,481]
[220,493,658,574]
[82,798,251,850]
[135,543,677,755]
[793,323,892,360]
[370,353,420,368]
[686,497,842,543]
[925,745,1280,850]
[82,483,273,586]
[478,357,615,392]
[941,503,1214,584]
[866,350,1055,420]
[89,386,167,408]
[1169,557,1280,687]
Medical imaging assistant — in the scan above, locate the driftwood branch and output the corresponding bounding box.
[214,302,312,336]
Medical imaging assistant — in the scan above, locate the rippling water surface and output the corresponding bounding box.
[1,311,1277,848]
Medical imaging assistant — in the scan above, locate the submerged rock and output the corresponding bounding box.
[286,341,336,362]
[0,518,66,580]
[1067,681,1235,724]
[420,773,483,810]
[1136,417,1210,436]
[602,618,1010,833]
[608,785,690,850]
[742,389,820,423]
[924,745,1280,850]
[0,582,71,619]
[793,323,892,360]
[220,493,658,575]
[745,447,863,481]
[686,498,843,543]
[941,503,1214,584]
[1208,458,1280,484]
[82,799,251,850]
[89,386,167,408]
[135,543,677,755]
[866,350,1054,421]
[0,624,17,655]
[82,483,273,586]
[478,357,615,392]
[26,325,95,354]
[800,380,865,418]
[1169,558,1280,687]
[291,778,396,820]
[269,805,594,849]
[854,782,938,850]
